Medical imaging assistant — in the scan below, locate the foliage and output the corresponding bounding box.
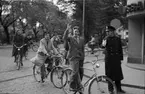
[0,0,68,43]
[57,0,127,43]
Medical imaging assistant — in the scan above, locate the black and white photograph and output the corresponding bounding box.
[0,0,145,94]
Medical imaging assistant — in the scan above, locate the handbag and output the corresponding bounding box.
[30,54,47,66]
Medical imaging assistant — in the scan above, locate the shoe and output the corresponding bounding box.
[40,79,45,83]
[69,87,76,91]
[117,89,125,93]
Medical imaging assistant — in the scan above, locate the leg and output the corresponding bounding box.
[20,55,23,66]
[69,59,82,90]
[14,55,17,62]
[46,58,53,72]
[40,64,45,83]
[79,59,84,81]
[115,80,125,93]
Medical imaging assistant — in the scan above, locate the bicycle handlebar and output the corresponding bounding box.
[13,44,27,49]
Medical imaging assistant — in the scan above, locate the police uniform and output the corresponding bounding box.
[103,26,125,93]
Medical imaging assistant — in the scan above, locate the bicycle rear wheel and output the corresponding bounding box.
[88,76,117,94]
[33,64,41,82]
[32,44,39,52]
[50,66,67,89]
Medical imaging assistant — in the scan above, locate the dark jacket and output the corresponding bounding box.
[66,36,84,61]
[105,36,123,81]
[12,34,25,57]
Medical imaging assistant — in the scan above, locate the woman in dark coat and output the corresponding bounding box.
[102,26,125,93]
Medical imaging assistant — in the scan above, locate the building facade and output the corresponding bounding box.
[127,0,145,64]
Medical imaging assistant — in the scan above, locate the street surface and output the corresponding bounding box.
[0,46,144,94]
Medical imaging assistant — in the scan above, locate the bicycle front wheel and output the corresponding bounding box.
[33,64,41,82]
[88,76,117,94]
[50,66,67,89]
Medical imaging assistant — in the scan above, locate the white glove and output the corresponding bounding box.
[102,40,106,47]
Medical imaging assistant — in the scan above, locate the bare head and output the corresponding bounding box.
[73,26,80,36]
[44,33,50,40]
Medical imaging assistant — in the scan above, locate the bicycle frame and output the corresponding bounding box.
[13,44,26,69]
[82,59,100,88]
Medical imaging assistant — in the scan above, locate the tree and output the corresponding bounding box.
[11,0,67,41]
[57,0,127,43]
[0,0,18,44]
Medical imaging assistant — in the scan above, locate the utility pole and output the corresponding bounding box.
[82,0,85,37]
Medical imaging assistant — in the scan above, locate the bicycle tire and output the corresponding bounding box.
[50,66,67,89]
[88,75,117,94]
[33,64,41,82]
[32,44,39,52]
[62,68,75,94]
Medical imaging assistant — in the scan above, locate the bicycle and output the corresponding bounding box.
[28,41,39,52]
[85,46,103,57]
[13,44,27,70]
[61,55,117,94]
[33,53,67,89]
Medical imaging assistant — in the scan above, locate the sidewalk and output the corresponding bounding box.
[0,44,13,49]
[83,55,145,90]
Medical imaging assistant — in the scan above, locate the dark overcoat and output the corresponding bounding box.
[105,36,124,81]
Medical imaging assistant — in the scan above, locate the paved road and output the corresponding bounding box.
[0,47,144,94]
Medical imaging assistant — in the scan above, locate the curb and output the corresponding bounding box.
[126,63,145,71]
[0,45,13,49]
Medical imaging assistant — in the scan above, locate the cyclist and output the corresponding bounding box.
[51,34,60,52]
[12,30,26,66]
[31,33,58,83]
[88,34,99,54]
[63,24,85,93]
[51,34,61,66]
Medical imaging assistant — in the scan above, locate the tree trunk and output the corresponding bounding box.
[4,26,10,44]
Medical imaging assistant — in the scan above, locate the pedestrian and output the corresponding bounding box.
[88,35,96,54]
[63,24,85,93]
[102,26,125,93]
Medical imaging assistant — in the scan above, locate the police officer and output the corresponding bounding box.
[102,26,125,93]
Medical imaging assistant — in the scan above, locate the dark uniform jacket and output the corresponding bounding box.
[105,36,124,81]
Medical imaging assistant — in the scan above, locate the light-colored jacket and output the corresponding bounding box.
[37,38,58,55]
[30,38,58,66]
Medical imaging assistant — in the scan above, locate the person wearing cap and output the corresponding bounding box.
[63,24,84,93]
[102,26,125,93]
